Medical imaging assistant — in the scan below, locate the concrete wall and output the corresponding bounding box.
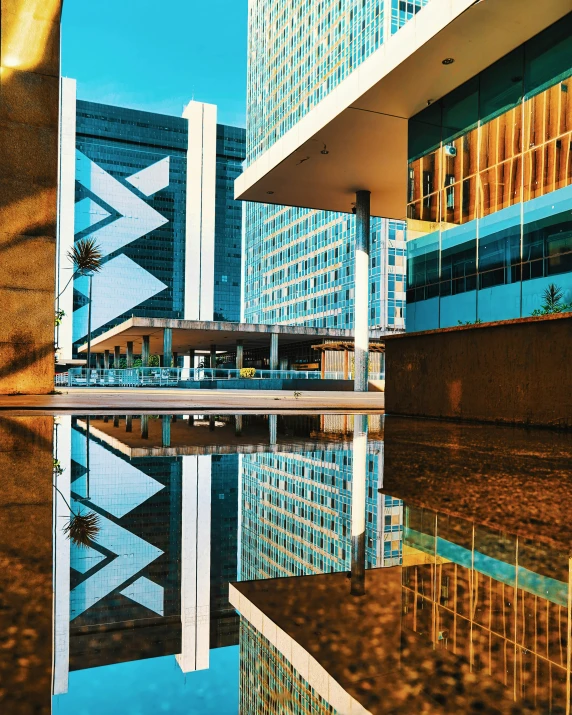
[385,313,572,429]
[0,1,62,394]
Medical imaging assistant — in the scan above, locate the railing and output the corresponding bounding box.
[55,367,385,388]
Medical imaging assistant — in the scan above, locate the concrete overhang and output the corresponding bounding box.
[235,0,572,218]
[77,317,385,354]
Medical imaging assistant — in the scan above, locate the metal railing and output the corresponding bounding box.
[55,367,385,388]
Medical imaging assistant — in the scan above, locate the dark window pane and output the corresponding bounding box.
[480,47,524,122]
[525,13,572,98]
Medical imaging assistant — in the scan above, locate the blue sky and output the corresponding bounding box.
[53,649,240,715]
[61,0,248,127]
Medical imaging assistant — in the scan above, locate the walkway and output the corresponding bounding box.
[0,388,384,414]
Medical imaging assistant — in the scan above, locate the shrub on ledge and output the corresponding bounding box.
[240,367,256,379]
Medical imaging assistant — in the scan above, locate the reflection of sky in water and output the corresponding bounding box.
[53,647,239,715]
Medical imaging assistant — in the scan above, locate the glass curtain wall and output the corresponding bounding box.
[406,13,572,330]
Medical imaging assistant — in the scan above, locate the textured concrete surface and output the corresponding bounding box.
[382,416,572,551]
[0,0,62,394]
[0,387,384,414]
[0,416,53,714]
[385,313,572,428]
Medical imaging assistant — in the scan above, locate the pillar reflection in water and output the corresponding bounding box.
[268,414,277,445]
[162,415,171,447]
[235,415,243,436]
[351,413,368,595]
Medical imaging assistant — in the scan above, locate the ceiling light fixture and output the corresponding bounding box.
[321,144,329,155]
[442,58,455,65]
[266,190,274,195]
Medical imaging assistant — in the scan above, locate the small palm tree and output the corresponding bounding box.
[57,237,103,297]
[542,283,564,312]
[53,458,100,548]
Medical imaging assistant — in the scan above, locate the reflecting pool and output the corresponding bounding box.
[0,413,571,714]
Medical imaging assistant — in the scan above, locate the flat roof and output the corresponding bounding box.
[77,317,385,354]
[235,0,571,218]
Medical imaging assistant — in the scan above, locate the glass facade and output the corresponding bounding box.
[244,1,433,333]
[244,205,407,330]
[73,101,187,352]
[214,125,245,322]
[71,102,244,355]
[406,13,572,330]
[240,440,403,581]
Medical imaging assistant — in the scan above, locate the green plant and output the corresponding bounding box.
[58,237,103,298]
[531,283,572,316]
[55,309,65,326]
[293,391,302,399]
[53,459,100,547]
[240,367,256,379]
[457,319,483,326]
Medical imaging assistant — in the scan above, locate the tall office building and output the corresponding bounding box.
[240,444,403,581]
[56,80,245,360]
[242,0,421,332]
[236,1,572,336]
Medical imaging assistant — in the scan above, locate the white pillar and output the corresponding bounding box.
[56,78,77,361]
[354,191,370,392]
[177,455,211,673]
[270,332,279,371]
[183,101,217,321]
[53,416,71,694]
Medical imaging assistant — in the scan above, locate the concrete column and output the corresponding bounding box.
[126,341,134,368]
[188,414,194,426]
[209,415,216,432]
[270,332,279,371]
[98,353,105,369]
[142,336,150,367]
[354,190,371,393]
[235,415,243,436]
[236,340,244,370]
[162,415,171,447]
[189,349,195,368]
[113,415,120,428]
[104,350,110,369]
[280,357,288,371]
[351,413,368,595]
[164,328,173,367]
[343,350,349,380]
[269,414,277,445]
[210,345,217,369]
[114,346,121,368]
[173,351,178,368]
[126,415,133,433]
[141,415,149,439]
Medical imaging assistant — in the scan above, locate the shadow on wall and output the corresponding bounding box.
[0,0,63,394]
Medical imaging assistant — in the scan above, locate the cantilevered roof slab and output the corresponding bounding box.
[235,0,572,218]
[76,317,385,355]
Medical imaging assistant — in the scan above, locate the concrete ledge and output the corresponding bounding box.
[385,313,572,429]
[0,388,384,414]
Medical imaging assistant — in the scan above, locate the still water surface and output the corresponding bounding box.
[1,413,571,714]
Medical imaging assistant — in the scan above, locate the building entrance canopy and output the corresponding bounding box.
[77,317,384,356]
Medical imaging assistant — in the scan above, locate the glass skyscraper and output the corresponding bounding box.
[240,438,402,581]
[57,80,246,361]
[243,1,430,333]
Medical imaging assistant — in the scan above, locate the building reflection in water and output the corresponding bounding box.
[231,418,572,715]
[43,413,572,713]
[51,413,398,711]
